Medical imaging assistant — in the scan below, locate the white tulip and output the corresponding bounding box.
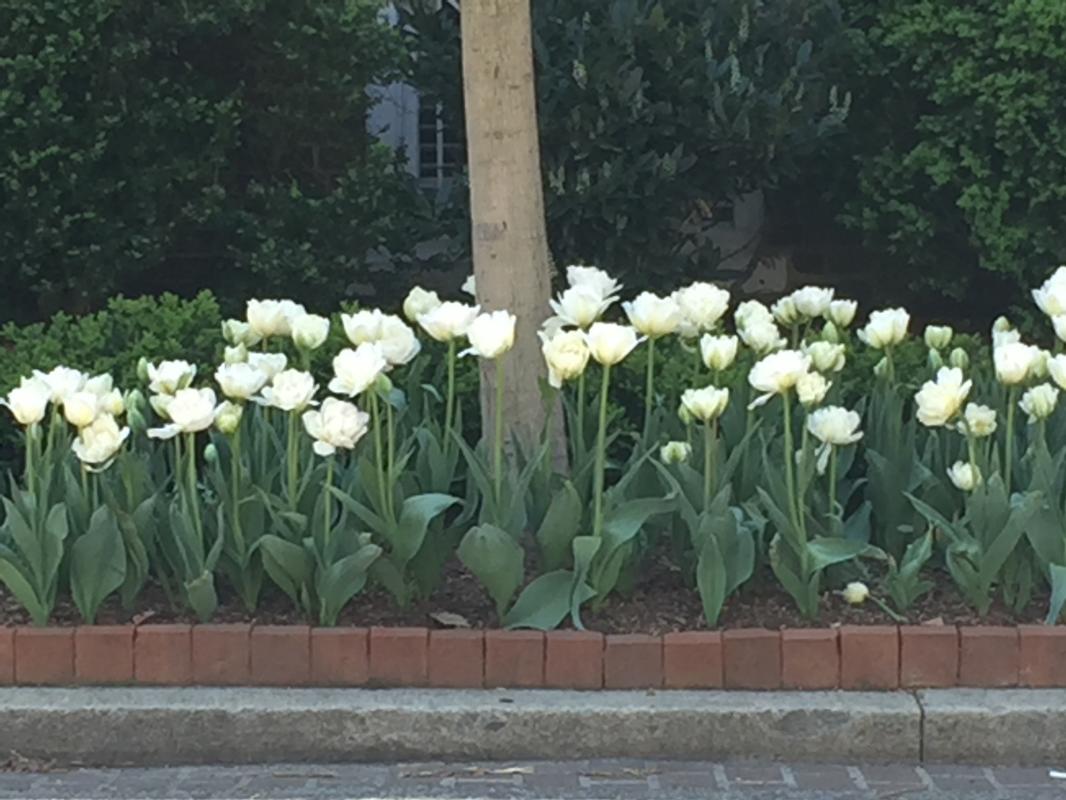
[403,286,441,322]
[100,389,125,417]
[1048,354,1066,391]
[302,398,370,456]
[623,292,682,338]
[771,296,799,326]
[215,363,268,401]
[994,342,1041,385]
[585,323,641,366]
[71,413,130,470]
[923,325,954,351]
[224,344,248,364]
[63,391,101,428]
[550,285,614,329]
[463,311,517,359]
[461,275,477,297]
[341,309,385,344]
[797,372,830,408]
[147,388,218,439]
[842,581,870,605]
[247,299,305,339]
[417,301,480,342]
[660,441,692,465]
[827,299,858,328]
[1032,266,1066,317]
[739,319,787,354]
[214,401,243,435]
[377,315,421,366]
[247,352,287,381]
[700,334,739,371]
[791,286,834,319]
[540,329,590,388]
[1053,315,1066,343]
[914,367,972,427]
[146,360,196,395]
[33,366,87,404]
[329,344,388,398]
[221,319,261,348]
[681,386,729,422]
[149,393,173,420]
[1033,349,1052,379]
[948,461,980,492]
[734,299,774,329]
[83,374,113,396]
[858,308,910,349]
[1021,383,1059,423]
[748,350,811,407]
[959,403,997,438]
[673,282,730,336]
[291,314,330,350]
[1,378,50,426]
[539,315,568,340]
[805,341,846,373]
[807,405,862,474]
[566,265,622,300]
[258,371,318,412]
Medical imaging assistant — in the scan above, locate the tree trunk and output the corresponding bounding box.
[461,0,555,449]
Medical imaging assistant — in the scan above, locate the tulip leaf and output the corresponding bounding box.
[696,534,727,627]
[601,493,676,552]
[1045,564,1066,625]
[535,481,583,571]
[503,570,594,631]
[0,558,46,625]
[259,534,312,609]
[392,493,460,567]
[184,570,219,623]
[806,537,869,572]
[458,524,524,619]
[315,543,382,626]
[70,506,127,624]
[570,535,601,629]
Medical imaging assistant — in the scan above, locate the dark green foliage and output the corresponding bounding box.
[0,0,413,322]
[402,0,850,288]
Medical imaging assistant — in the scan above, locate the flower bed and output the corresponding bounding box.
[3,622,1066,690]
[4,266,1066,644]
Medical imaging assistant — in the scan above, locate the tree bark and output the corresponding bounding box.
[460,0,554,449]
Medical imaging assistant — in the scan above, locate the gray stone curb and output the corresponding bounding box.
[0,687,1061,768]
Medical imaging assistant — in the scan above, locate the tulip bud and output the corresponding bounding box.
[373,373,394,396]
[203,443,219,464]
[992,315,1012,333]
[797,372,830,408]
[1032,349,1052,380]
[873,357,890,379]
[927,348,944,371]
[136,357,150,384]
[291,314,330,351]
[125,389,147,433]
[948,461,980,492]
[949,348,970,370]
[224,344,248,364]
[660,441,692,465]
[771,296,799,326]
[215,401,243,435]
[820,321,841,344]
[842,581,869,605]
[1020,383,1059,423]
[827,299,858,328]
[678,403,693,426]
[924,325,953,351]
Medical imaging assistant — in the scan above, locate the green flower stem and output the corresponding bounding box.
[781,391,800,531]
[386,397,396,520]
[444,338,457,457]
[369,391,389,520]
[592,363,612,539]
[230,423,245,554]
[493,355,506,509]
[1005,386,1018,494]
[185,433,203,543]
[884,347,896,385]
[966,431,979,475]
[643,337,656,438]
[286,411,299,510]
[24,423,38,494]
[703,418,717,510]
[576,370,587,457]
[80,464,89,502]
[323,456,334,547]
[828,445,838,517]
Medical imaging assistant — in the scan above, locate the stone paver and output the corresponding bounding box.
[0,760,1063,799]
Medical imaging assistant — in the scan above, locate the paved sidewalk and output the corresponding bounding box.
[0,760,1063,799]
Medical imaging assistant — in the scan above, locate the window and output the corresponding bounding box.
[417,98,464,188]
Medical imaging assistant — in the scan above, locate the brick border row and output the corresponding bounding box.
[2,624,1065,689]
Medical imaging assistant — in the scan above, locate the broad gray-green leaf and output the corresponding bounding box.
[601,493,676,551]
[316,544,383,626]
[0,559,47,625]
[70,506,126,624]
[535,481,583,571]
[1045,563,1066,625]
[259,534,312,607]
[570,536,601,629]
[184,571,218,622]
[806,537,869,572]
[393,493,460,566]
[458,524,524,618]
[696,535,727,627]
[503,570,594,631]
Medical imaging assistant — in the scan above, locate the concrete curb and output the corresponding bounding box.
[0,687,921,767]
[3,687,1063,768]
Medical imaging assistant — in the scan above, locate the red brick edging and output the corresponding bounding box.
[1,624,1064,689]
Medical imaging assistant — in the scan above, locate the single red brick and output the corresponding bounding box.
[485,631,544,688]
[0,628,14,685]
[428,630,484,688]
[1019,626,1066,688]
[900,626,958,688]
[604,634,662,689]
[781,629,839,690]
[544,631,603,689]
[15,628,74,685]
[250,625,310,686]
[312,628,369,686]
[840,626,899,690]
[369,627,428,687]
[959,627,1019,687]
[134,625,192,685]
[663,632,723,689]
[192,624,250,685]
[75,626,134,684]
[723,629,781,689]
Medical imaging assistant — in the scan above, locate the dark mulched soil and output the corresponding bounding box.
[0,551,1047,632]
